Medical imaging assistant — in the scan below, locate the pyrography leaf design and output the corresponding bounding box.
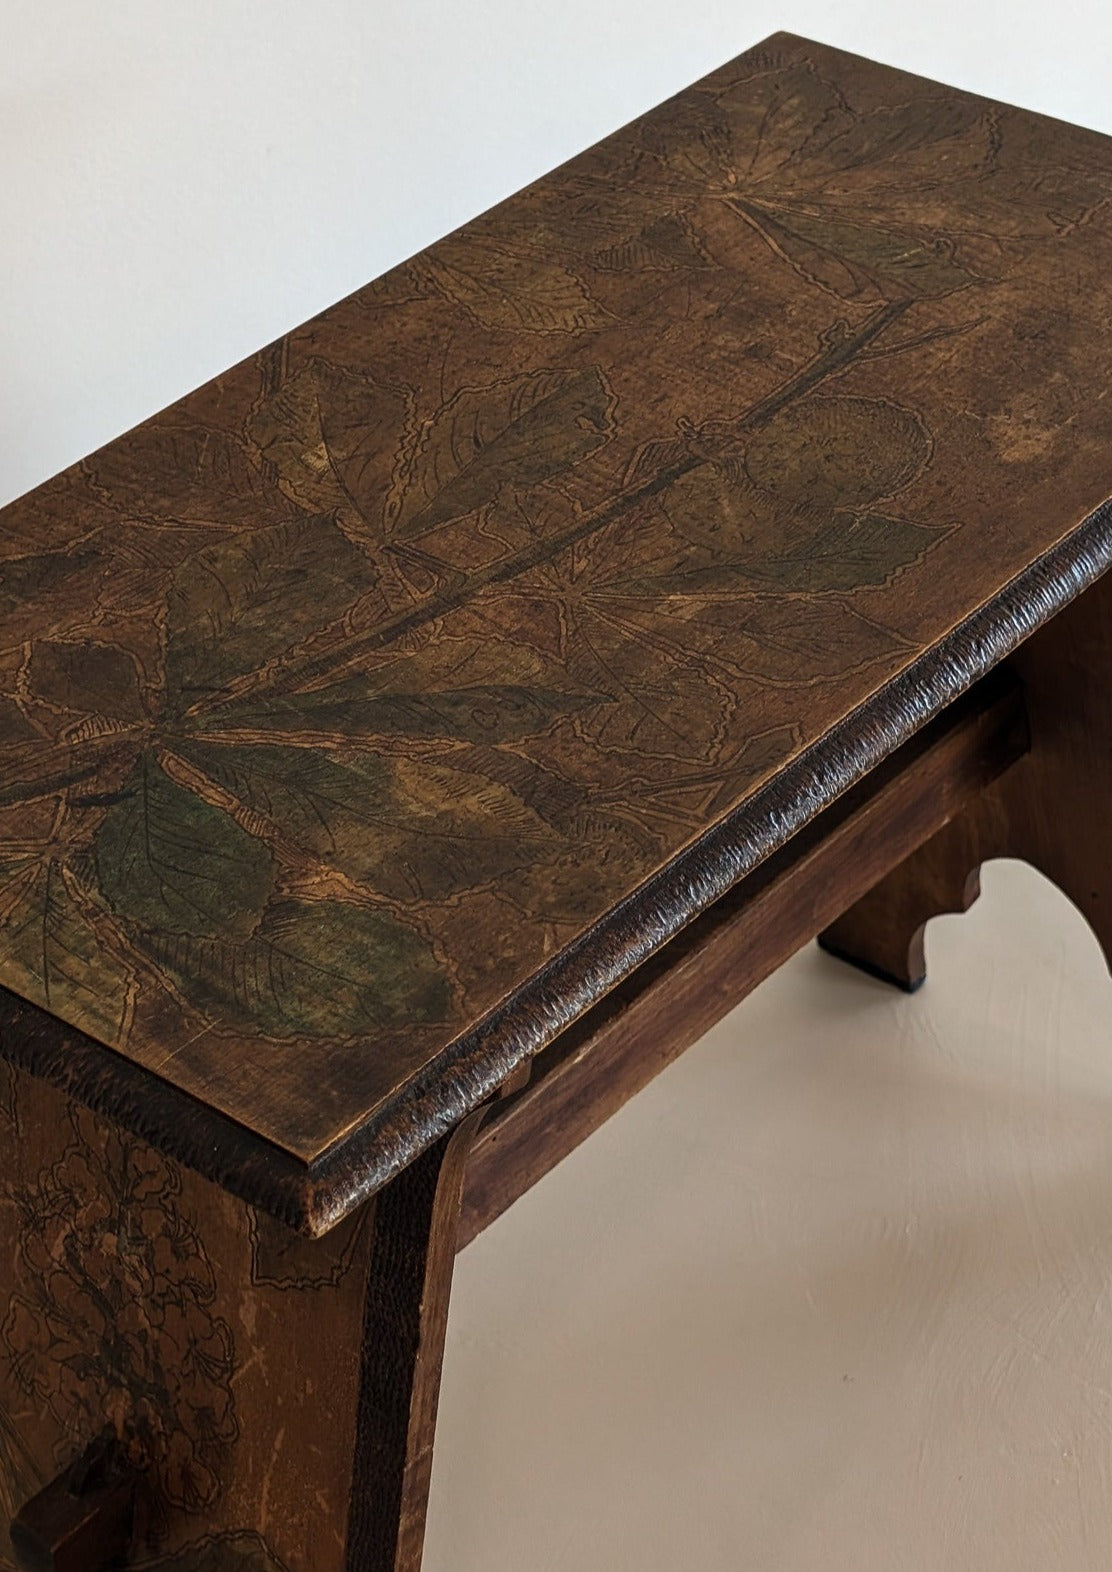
[806,95,986,176]
[28,639,146,723]
[487,187,710,275]
[143,897,452,1037]
[717,62,853,184]
[172,741,556,899]
[731,197,977,300]
[387,365,615,539]
[640,510,948,595]
[0,733,137,809]
[744,512,947,592]
[200,679,601,742]
[728,593,908,680]
[202,636,606,743]
[0,549,99,646]
[136,1531,292,1572]
[165,516,380,705]
[93,753,275,939]
[415,236,604,332]
[0,856,135,1040]
[0,696,36,742]
[743,394,932,505]
[637,90,735,189]
[246,359,413,530]
[625,392,941,594]
[86,421,282,526]
[589,211,711,272]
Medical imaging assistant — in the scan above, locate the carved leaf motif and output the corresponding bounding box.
[416,237,604,332]
[743,512,947,592]
[142,897,452,1037]
[584,211,710,272]
[247,359,412,529]
[743,394,932,505]
[0,549,99,645]
[93,753,275,939]
[0,857,134,1040]
[387,365,615,539]
[28,639,146,722]
[732,197,977,300]
[637,90,735,187]
[716,63,853,183]
[0,696,37,742]
[165,516,379,705]
[136,1531,292,1572]
[87,421,281,526]
[809,95,986,175]
[727,593,907,681]
[641,511,947,595]
[172,740,556,899]
[204,629,604,742]
[201,679,600,742]
[0,733,137,808]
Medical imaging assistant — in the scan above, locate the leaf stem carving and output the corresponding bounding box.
[207,297,914,709]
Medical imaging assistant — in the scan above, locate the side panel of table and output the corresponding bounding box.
[820,568,1112,985]
[0,1062,369,1572]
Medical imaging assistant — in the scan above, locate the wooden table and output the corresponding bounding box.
[1,31,1110,1571]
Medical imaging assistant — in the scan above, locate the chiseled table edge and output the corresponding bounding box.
[1,499,1110,1235]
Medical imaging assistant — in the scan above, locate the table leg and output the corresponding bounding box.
[819,568,1112,988]
[343,1105,492,1572]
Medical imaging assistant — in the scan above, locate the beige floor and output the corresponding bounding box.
[426,860,1112,1570]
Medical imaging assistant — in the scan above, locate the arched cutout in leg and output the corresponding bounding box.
[818,818,984,991]
[820,568,1112,988]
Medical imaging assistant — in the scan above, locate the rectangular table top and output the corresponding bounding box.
[2,33,1112,1229]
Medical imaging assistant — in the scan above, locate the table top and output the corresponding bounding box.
[3,32,1112,1231]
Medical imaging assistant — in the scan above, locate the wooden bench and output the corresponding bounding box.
[1,31,1110,1572]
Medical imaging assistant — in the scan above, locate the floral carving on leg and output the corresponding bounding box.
[1,1106,237,1540]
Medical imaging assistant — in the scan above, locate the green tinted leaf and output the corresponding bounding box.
[143,898,451,1038]
[93,753,274,938]
[0,549,99,639]
[740,511,947,592]
[0,858,134,1041]
[0,735,138,809]
[388,365,614,539]
[173,740,556,901]
[165,517,379,704]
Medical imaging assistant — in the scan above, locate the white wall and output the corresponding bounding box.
[3,2,1111,508]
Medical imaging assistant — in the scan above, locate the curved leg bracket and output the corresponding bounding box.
[820,569,1112,987]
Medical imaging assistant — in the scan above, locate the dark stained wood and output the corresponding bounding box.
[0,1062,373,1572]
[344,1110,487,1572]
[459,669,1028,1246]
[9,1433,137,1572]
[2,33,1112,1227]
[3,33,1112,1572]
[820,561,1112,986]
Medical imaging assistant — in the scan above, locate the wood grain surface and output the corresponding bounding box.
[2,32,1112,1217]
[0,1060,371,1572]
